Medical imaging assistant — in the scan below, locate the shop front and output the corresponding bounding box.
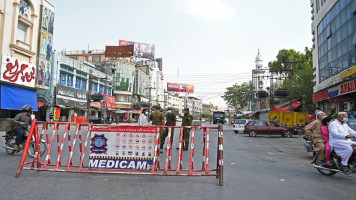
[0,55,39,130]
[313,79,356,116]
[56,84,88,122]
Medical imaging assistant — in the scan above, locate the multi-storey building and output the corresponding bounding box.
[167,94,183,115]
[0,0,54,128]
[185,97,202,116]
[311,0,356,113]
[40,52,114,122]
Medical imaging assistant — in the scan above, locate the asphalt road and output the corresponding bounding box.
[0,123,355,200]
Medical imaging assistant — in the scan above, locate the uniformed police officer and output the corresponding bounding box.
[182,107,193,151]
[163,107,176,148]
[149,105,165,149]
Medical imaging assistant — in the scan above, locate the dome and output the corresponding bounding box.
[255,49,262,62]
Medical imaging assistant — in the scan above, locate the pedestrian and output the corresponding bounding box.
[163,107,176,149]
[149,105,165,150]
[138,108,148,125]
[181,108,193,151]
[305,111,327,166]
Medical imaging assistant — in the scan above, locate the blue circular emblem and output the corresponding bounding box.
[95,138,104,147]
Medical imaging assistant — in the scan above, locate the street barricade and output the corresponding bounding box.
[16,120,224,186]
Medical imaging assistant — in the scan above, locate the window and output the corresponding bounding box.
[92,82,98,92]
[85,56,89,62]
[255,121,266,126]
[17,22,27,43]
[99,85,104,93]
[60,72,66,85]
[81,79,87,90]
[246,121,254,126]
[75,77,81,89]
[67,74,73,87]
[92,55,101,62]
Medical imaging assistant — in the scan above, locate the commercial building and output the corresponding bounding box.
[0,0,54,127]
[311,0,356,113]
[167,94,184,115]
[38,52,114,122]
[185,97,202,116]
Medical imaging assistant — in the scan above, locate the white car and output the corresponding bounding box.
[233,119,249,134]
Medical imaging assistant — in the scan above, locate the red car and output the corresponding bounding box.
[243,120,295,138]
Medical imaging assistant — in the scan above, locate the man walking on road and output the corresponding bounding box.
[149,105,165,150]
[163,107,176,149]
[181,108,193,151]
[305,111,327,165]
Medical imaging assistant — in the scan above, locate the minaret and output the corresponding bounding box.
[255,49,263,69]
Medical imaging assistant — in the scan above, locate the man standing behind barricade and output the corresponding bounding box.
[149,105,165,150]
[163,107,176,149]
[305,111,327,165]
[181,108,193,151]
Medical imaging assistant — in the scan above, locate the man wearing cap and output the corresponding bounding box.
[329,112,356,174]
[305,111,327,165]
[181,108,193,151]
[162,107,176,149]
[149,105,165,149]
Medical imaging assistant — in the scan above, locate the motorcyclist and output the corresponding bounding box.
[328,112,356,174]
[13,105,33,150]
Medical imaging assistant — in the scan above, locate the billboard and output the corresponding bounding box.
[119,40,155,59]
[1,55,36,88]
[167,82,194,93]
[37,6,54,88]
[105,45,134,58]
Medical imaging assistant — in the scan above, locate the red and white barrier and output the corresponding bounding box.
[16,120,224,186]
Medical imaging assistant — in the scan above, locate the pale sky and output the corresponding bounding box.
[51,0,312,108]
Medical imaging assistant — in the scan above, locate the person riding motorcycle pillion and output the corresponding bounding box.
[13,105,33,150]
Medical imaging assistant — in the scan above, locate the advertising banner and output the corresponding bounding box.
[103,94,116,109]
[167,82,194,93]
[36,58,51,86]
[1,55,36,88]
[75,89,88,109]
[105,45,134,58]
[37,5,54,88]
[89,126,158,170]
[119,40,155,59]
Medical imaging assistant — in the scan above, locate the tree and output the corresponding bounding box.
[222,82,251,108]
[268,48,315,111]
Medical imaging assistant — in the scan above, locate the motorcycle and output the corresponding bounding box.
[312,138,356,176]
[2,128,47,158]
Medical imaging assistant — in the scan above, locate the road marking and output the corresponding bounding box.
[280,179,286,182]
[230,163,235,165]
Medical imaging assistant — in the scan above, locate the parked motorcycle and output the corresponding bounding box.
[2,129,47,158]
[312,138,356,176]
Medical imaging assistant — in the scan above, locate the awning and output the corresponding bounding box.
[272,101,301,111]
[1,84,38,111]
[90,102,102,109]
[126,110,142,114]
[37,102,46,108]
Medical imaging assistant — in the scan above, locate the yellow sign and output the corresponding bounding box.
[340,65,356,79]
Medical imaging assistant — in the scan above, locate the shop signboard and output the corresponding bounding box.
[339,79,356,95]
[0,55,36,88]
[89,126,157,170]
[167,82,194,93]
[105,45,134,58]
[76,89,88,109]
[312,90,328,102]
[56,84,76,107]
[119,40,155,59]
